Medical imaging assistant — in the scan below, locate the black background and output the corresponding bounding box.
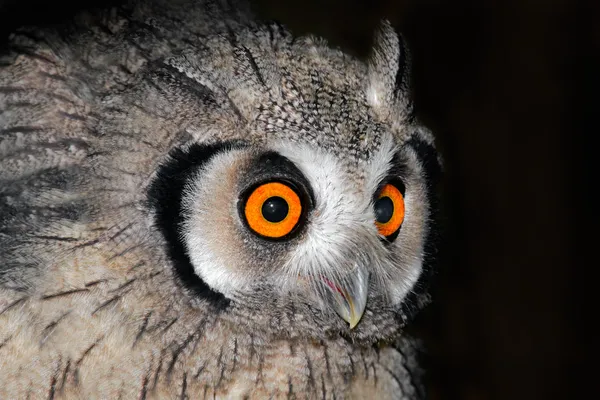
[0,0,595,399]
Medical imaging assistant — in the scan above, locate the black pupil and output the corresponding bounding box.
[375,196,394,224]
[261,196,289,223]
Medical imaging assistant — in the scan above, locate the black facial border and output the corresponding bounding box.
[146,140,247,310]
[397,134,443,323]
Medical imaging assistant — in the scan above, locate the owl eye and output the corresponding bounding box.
[374,183,405,240]
[243,181,303,239]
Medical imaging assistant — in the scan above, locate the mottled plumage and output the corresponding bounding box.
[0,0,441,398]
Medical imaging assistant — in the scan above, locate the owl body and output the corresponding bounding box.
[0,0,440,398]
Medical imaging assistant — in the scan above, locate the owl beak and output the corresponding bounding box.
[322,265,369,329]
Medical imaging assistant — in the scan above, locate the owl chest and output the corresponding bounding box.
[71,332,413,399]
[144,337,415,399]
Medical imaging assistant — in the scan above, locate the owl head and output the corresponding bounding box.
[147,21,441,343]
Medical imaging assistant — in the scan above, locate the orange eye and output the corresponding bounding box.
[374,183,405,238]
[244,182,303,238]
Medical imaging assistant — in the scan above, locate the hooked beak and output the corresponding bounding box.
[321,265,369,329]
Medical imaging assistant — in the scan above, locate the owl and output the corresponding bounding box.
[0,0,442,398]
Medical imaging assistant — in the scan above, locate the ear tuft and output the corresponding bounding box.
[366,21,412,122]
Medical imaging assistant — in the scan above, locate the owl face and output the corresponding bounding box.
[148,125,435,340]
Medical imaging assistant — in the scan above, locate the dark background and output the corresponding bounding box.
[0,0,595,399]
